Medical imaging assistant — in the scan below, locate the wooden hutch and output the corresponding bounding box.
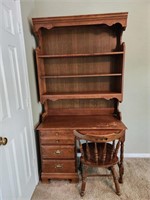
[32,12,128,182]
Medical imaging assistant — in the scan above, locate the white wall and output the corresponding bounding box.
[20,0,41,125]
[22,0,150,154]
[148,1,150,154]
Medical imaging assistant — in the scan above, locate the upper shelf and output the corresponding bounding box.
[41,73,122,79]
[38,51,124,58]
[32,12,128,33]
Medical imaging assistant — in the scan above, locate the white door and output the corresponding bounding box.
[0,0,38,200]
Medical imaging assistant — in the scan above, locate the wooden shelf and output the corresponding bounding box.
[41,92,122,102]
[38,51,124,58]
[41,73,122,79]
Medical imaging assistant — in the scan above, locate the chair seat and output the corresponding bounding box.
[81,142,118,167]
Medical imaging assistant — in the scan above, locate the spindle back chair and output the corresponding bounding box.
[74,129,124,197]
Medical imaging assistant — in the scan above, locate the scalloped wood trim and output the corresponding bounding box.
[40,93,122,103]
[32,12,128,33]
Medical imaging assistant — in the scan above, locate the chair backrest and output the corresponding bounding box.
[74,130,124,165]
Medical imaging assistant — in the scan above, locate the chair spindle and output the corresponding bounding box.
[110,141,115,160]
[94,143,99,163]
[114,141,120,157]
[86,141,90,161]
[102,143,107,163]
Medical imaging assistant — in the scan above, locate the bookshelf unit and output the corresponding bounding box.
[33,12,128,182]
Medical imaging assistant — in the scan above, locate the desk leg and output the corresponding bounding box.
[118,133,125,183]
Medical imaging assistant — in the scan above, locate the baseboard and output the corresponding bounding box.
[78,153,150,158]
[78,152,150,158]
[124,153,150,158]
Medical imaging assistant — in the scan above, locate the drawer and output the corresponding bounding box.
[41,145,75,159]
[40,130,74,145]
[42,160,76,173]
[40,138,74,145]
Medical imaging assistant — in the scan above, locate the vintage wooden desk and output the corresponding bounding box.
[37,115,126,182]
[33,12,128,183]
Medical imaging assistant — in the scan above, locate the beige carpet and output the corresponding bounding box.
[31,158,150,200]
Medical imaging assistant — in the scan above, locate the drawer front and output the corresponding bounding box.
[41,145,75,159]
[40,130,74,145]
[40,138,74,145]
[42,160,75,173]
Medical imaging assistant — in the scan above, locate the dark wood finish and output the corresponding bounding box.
[74,129,124,196]
[32,13,128,183]
[37,115,126,130]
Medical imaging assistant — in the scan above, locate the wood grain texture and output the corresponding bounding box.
[37,115,127,130]
[33,13,128,182]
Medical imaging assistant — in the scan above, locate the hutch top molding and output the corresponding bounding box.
[32,12,128,33]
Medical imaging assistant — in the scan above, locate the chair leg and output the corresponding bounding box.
[118,163,124,183]
[79,160,82,174]
[111,166,121,196]
[118,139,125,183]
[80,165,88,197]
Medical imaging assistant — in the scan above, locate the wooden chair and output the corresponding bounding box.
[74,130,124,197]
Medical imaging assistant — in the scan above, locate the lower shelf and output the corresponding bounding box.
[41,92,122,102]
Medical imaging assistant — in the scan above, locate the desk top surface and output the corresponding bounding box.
[37,115,127,131]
